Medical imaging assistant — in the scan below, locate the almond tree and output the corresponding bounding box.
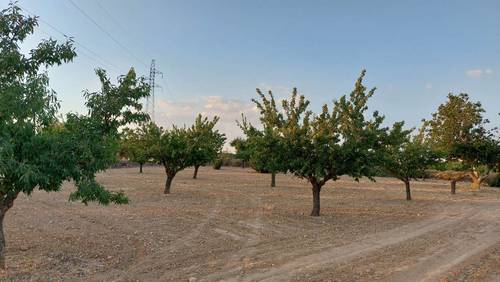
[238,90,287,187]
[187,114,226,179]
[253,70,386,216]
[381,122,438,200]
[230,137,252,168]
[230,133,269,172]
[424,93,497,191]
[451,132,500,190]
[121,126,150,173]
[0,4,149,268]
[145,123,192,194]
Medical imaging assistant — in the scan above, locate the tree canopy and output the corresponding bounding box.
[230,137,252,168]
[250,70,387,216]
[423,93,498,190]
[121,125,151,173]
[381,122,438,200]
[238,90,287,187]
[0,3,149,268]
[145,123,192,194]
[187,114,226,179]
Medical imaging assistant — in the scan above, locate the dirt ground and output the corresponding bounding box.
[2,166,500,282]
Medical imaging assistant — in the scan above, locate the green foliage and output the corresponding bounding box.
[249,70,387,215]
[423,93,499,188]
[486,174,500,187]
[238,89,287,183]
[382,122,438,181]
[121,124,151,167]
[451,134,499,172]
[146,123,191,175]
[143,122,193,193]
[230,137,268,170]
[423,93,485,155]
[84,68,150,135]
[230,138,249,161]
[0,3,150,210]
[281,70,386,183]
[187,114,226,169]
[212,158,223,170]
[61,68,149,203]
[381,122,439,199]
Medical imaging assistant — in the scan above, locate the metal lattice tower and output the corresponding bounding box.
[146,59,163,122]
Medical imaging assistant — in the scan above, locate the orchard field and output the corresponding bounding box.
[2,166,500,281]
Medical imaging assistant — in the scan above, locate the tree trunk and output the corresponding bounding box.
[0,191,18,269]
[139,163,143,173]
[164,174,174,194]
[310,182,322,216]
[471,177,481,191]
[405,180,412,201]
[271,171,276,187]
[193,165,199,179]
[470,171,481,191]
[450,180,457,194]
[0,211,5,269]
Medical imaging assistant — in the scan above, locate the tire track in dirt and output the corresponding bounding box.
[232,214,468,281]
[20,200,145,280]
[198,193,449,281]
[94,196,223,281]
[225,205,498,282]
[385,207,500,282]
[158,186,267,281]
[96,178,266,281]
[198,190,265,281]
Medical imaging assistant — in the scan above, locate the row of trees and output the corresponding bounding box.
[120,114,226,193]
[234,74,500,215]
[1,3,498,269]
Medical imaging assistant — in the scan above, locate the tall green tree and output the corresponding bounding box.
[424,93,497,191]
[121,125,151,173]
[187,114,226,179]
[146,123,192,194]
[230,137,252,168]
[381,123,438,200]
[0,4,149,268]
[451,132,500,190]
[238,91,287,187]
[253,70,386,216]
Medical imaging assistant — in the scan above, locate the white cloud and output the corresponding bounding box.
[156,96,259,151]
[157,100,196,119]
[425,83,433,90]
[465,68,494,78]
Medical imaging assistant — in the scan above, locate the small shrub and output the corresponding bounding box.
[486,174,500,187]
[213,158,223,170]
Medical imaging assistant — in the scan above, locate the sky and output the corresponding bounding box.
[7,0,500,149]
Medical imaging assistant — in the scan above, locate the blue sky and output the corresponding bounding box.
[9,0,500,145]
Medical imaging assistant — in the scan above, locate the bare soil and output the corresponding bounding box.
[2,166,500,281]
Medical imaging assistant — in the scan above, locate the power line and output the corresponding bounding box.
[67,0,148,69]
[93,0,129,35]
[92,0,157,60]
[18,5,121,72]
